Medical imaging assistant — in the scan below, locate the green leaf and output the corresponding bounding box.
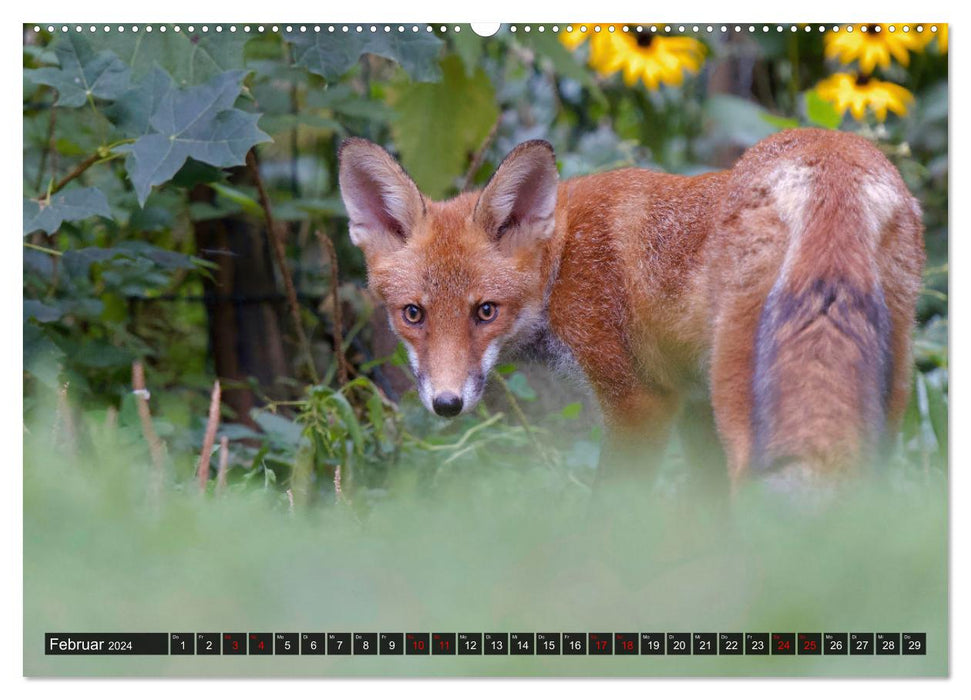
[23,250,54,280]
[23,300,63,324]
[24,324,65,389]
[115,241,203,270]
[61,247,128,278]
[87,26,251,85]
[209,183,264,217]
[330,391,365,455]
[804,89,843,130]
[914,317,947,368]
[251,409,304,448]
[910,372,940,455]
[506,372,537,401]
[26,33,130,107]
[923,368,948,456]
[169,160,227,189]
[390,342,410,367]
[188,199,243,222]
[72,339,135,369]
[390,55,499,198]
[762,113,800,130]
[286,28,444,82]
[450,27,484,76]
[366,389,392,451]
[23,187,112,235]
[218,424,264,442]
[107,66,175,138]
[560,402,583,420]
[120,70,271,206]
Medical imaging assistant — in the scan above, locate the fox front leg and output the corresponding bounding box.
[594,384,681,487]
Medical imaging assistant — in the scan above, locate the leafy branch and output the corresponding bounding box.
[43,139,133,197]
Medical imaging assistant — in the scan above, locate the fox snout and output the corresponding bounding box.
[413,359,489,419]
[431,392,463,418]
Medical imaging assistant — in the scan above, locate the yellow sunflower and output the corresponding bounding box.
[561,26,705,90]
[824,24,928,73]
[815,73,914,122]
[935,24,948,53]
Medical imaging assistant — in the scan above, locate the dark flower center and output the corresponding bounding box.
[635,30,654,48]
[866,24,880,34]
[855,74,872,87]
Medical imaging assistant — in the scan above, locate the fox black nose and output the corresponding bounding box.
[432,392,463,417]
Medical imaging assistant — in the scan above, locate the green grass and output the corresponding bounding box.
[23,400,947,677]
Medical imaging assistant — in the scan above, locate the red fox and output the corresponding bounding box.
[338,129,924,488]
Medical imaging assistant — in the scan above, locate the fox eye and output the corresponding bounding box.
[476,302,499,323]
[402,304,424,325]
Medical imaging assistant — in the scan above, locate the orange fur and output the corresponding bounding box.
[338,129,925,487]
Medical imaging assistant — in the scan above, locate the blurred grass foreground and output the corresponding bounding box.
[24,392,946,677]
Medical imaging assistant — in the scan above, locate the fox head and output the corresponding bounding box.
[338,138,559,417]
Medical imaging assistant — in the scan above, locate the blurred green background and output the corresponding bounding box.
[22,23,947,677]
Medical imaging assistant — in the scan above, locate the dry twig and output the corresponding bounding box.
[332,464,363,525]
[48,151,101,196]
[334,463,343,504]
[216,436,230,495]
[196,379,222,493]
[316,230,349,385]
[246,149,319,384]
[53,382,76,455]
[132,361,166,484]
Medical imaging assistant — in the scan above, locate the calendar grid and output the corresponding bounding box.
[44,632,927,656]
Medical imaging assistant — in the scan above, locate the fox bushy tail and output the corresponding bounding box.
[751,187,892,476]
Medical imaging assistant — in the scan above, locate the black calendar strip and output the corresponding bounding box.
[45,632,927,656]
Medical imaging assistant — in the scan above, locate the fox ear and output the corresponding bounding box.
[338,138,424,254]
[474,140,558,253]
